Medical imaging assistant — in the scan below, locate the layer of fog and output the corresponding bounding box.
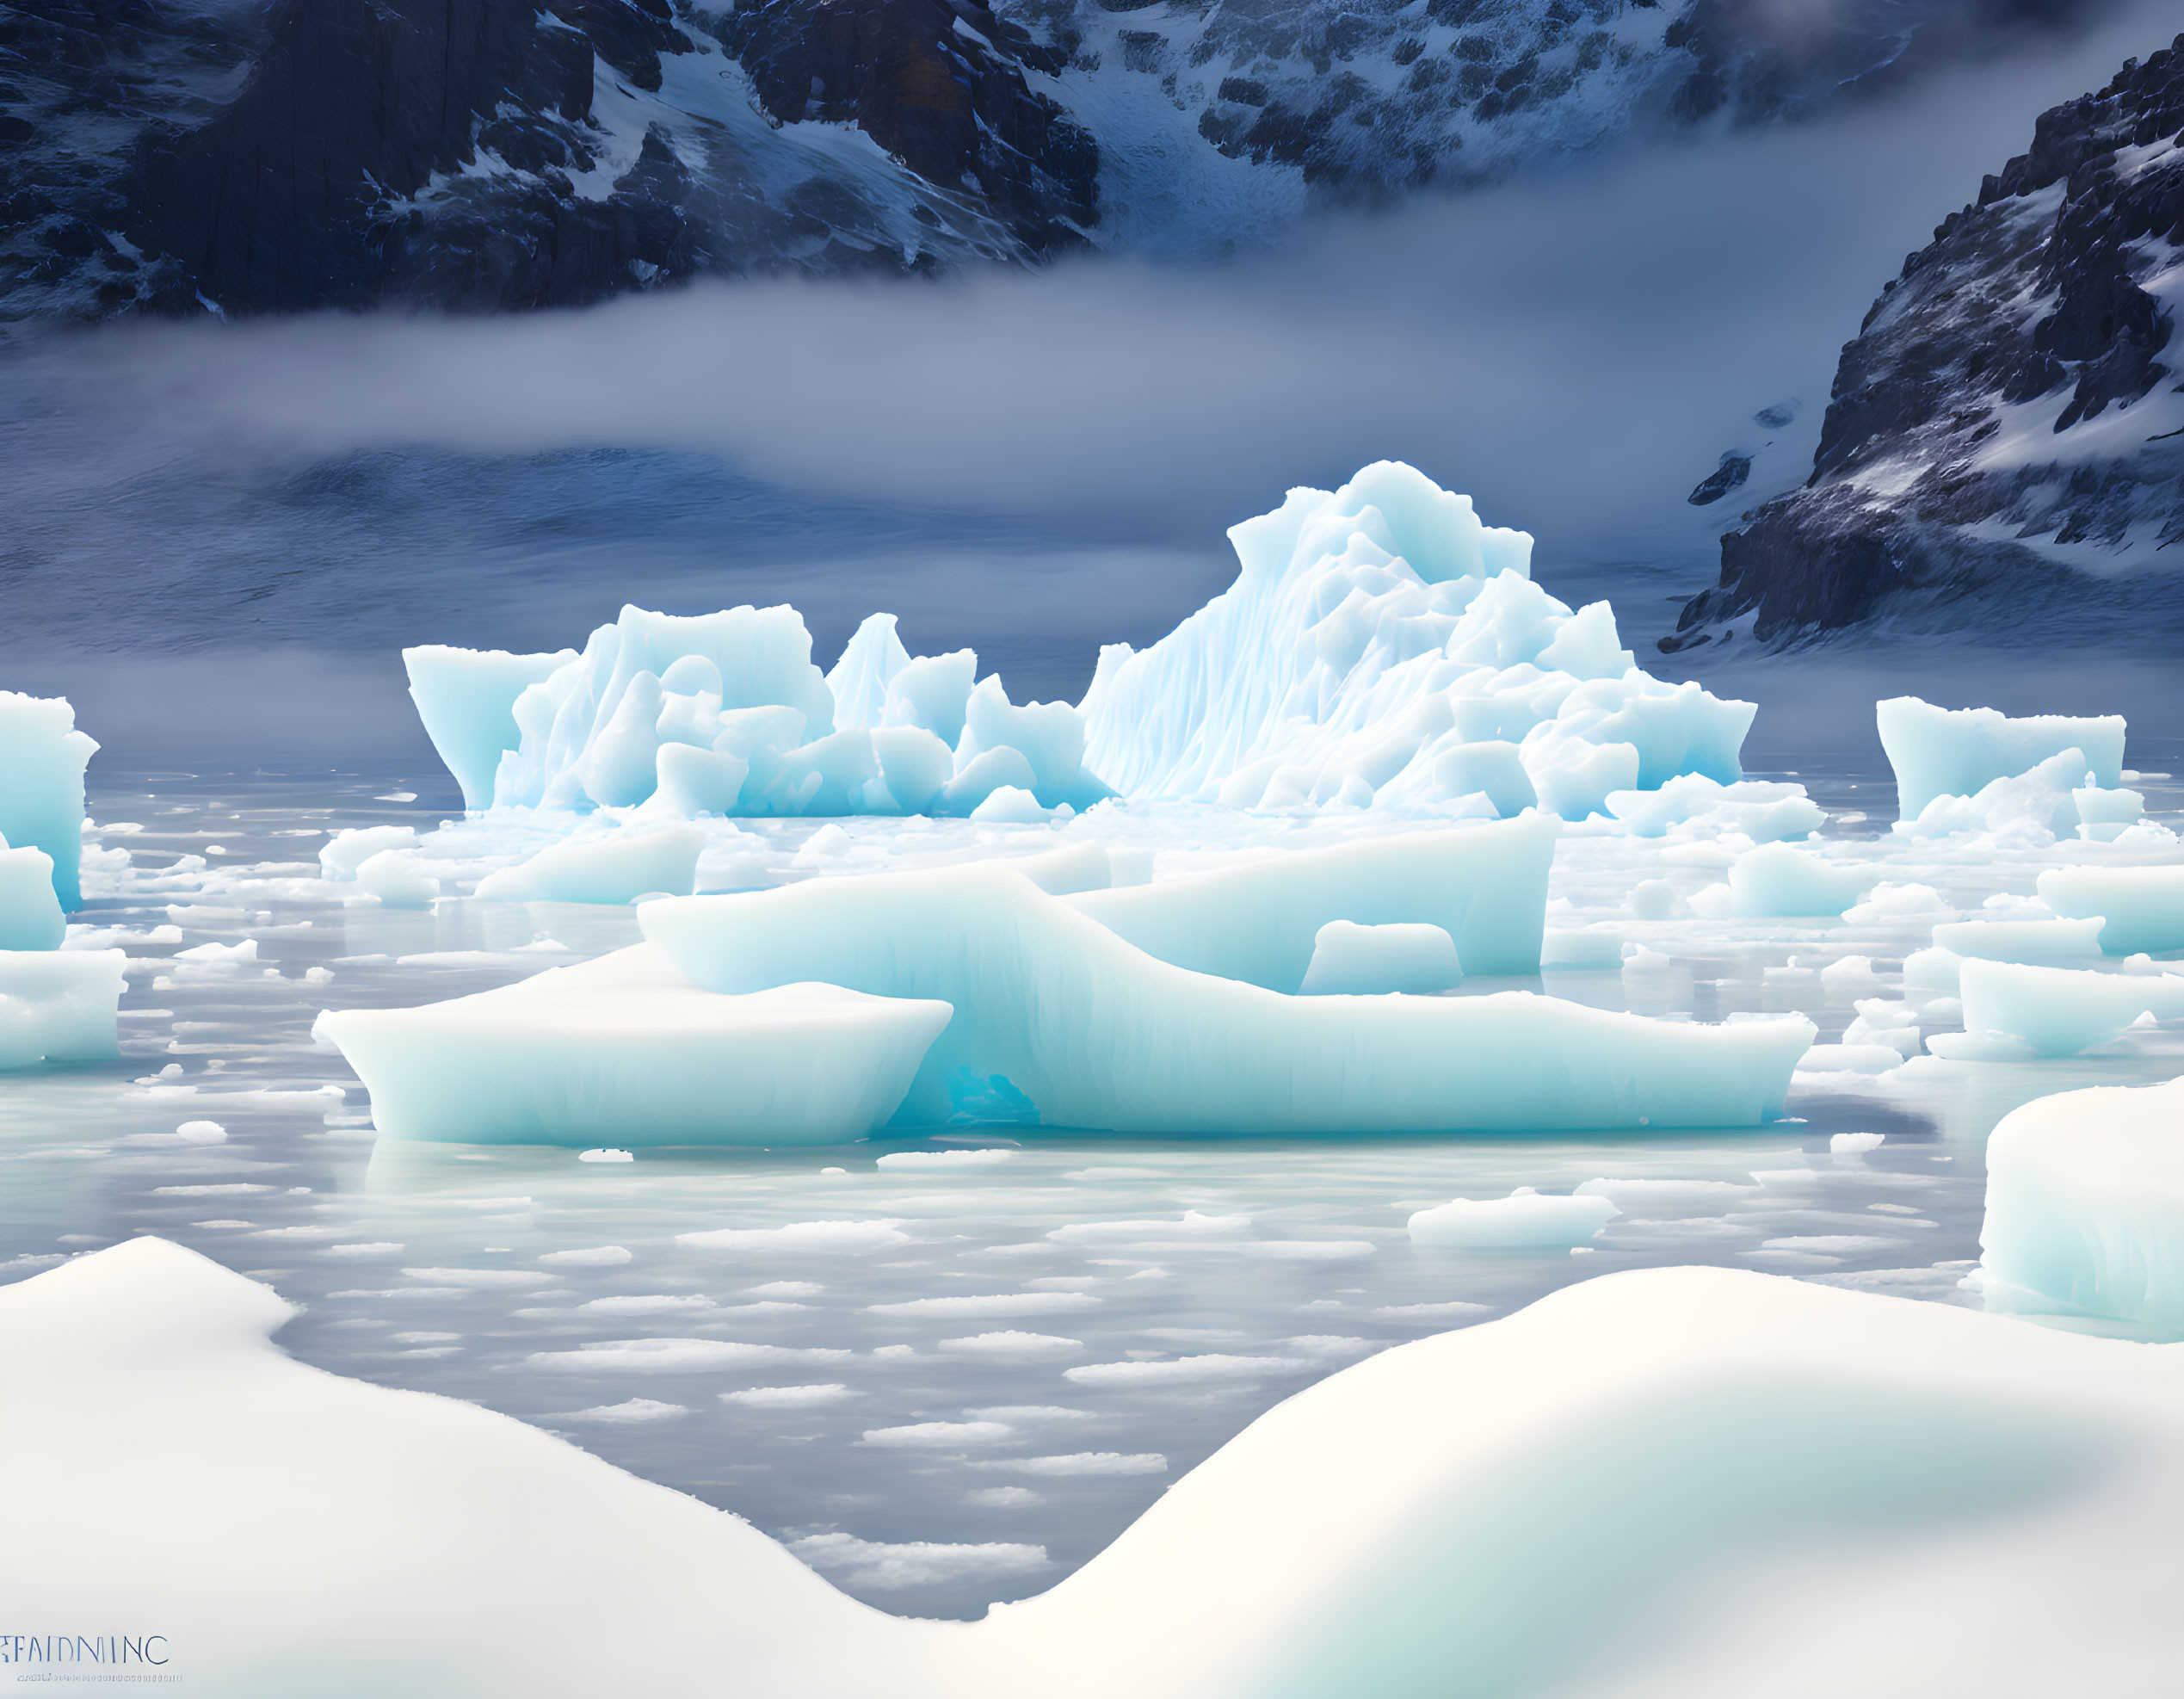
[2,2,2175,760]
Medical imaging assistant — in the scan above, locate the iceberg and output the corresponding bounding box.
[639,860,1812,1133]
[1062,819,1554,988]
[1878,696,2125,819]
[12,1240,2184,1698]
[1078,462,1755,814]
[1938,958,2184,1058]
[1979,1076,2184,1329]
[2038,865,2184,955]
[404,645,578,812]
[1929,917,2104,965]
[314,946,952,1146]
[439,603,1107,820]
[0,948,125,1068]
[0,839,65,950]
[0,690,96,910]
[1726,843,1875,918]
[1407,1188,1619,1248]
[401,466,1764,831]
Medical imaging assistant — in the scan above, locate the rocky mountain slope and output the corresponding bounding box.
[0,0,2122,321]
[1666,33,2184,652]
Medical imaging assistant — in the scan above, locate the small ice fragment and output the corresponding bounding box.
[578,1149,634,1163]
[175,1120,227,1144]
[1831,1132,1886,1154]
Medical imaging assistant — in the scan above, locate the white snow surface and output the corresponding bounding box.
[8,1238,2184,1696]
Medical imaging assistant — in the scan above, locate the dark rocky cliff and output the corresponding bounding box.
[0,0,2137,323]
[1666,34,2184,652]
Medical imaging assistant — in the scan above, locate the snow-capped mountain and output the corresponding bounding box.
[1665,32,2184,652]
[0,0,2122,321]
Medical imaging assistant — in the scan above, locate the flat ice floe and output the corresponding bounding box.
[9,1238,2183,1697]
[314,946,951,1146]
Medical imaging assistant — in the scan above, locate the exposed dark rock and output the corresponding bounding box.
[0,0,2138,322]
[1666,34,2184,652]
[1687,451,1751,506]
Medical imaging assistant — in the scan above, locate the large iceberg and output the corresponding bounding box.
[2038,864,2184,955]
[11,1239,2184,1698]
[315,948,951,1146]
[402,466,1759,826]
[1978,1076,2184,1329]
[0,949,125,1068]
[639,860,1811,1133]
[1078,462,1755,815]
[420,605,1110,820]
[1878,696,2126,820]
[0,690,96,910]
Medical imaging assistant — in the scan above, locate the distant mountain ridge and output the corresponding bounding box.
[1666,32,2184,652]
[0,0,2121,321]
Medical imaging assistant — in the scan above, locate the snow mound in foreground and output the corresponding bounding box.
[8,1239,2184,1697]
[1980,1075,2184,1330]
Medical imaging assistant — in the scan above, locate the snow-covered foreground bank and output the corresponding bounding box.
[7,1236,2181,1698]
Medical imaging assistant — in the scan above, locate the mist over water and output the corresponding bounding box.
[3,0,2177,760]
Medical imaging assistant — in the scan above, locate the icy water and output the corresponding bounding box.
[7,759,2184,1619]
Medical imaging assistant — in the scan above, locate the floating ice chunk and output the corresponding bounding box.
[355,850,441,910]
[578,1149,635,1162]
[1842,999,1920,1057]
[970,786,1049,824]
[2038,865,2184,956]
[1078,464,1750,811]
[1728,843,1875,918]
[641,861,1812,1134]
[1065,819,1553,990]
[0,692,96,911]
[402,646,577,812]
[0,948,124,1068]
[1606,774,1823,841]
[0,842,65,949]
[1842,881,1949,925]
[174,1120,227,1145]
[314,945,952,1146]
[2073,785,2144,830]
[1832,1132,1886,1154]
[474,825,704,905]
[1407,1188,1619,1248]
[956,677,1104,811]
[1931,917,2103,965]
[1299,922,1461,995]
[1878,696,2125,819]
[1940,959,2184,1059]
[880,649,978,748]
[1979,1076,2184,1328]
[1896,749,2094,840]
[1819,956,1888,999]
[320,826,419,880]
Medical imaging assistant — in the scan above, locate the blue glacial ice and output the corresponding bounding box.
[1879,696,2126,820]
[2039,864,2184,955]
[636,857,1812,1134]
[400,464,1758,827]
[0,689,96,911]
[314,946,951,1146]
